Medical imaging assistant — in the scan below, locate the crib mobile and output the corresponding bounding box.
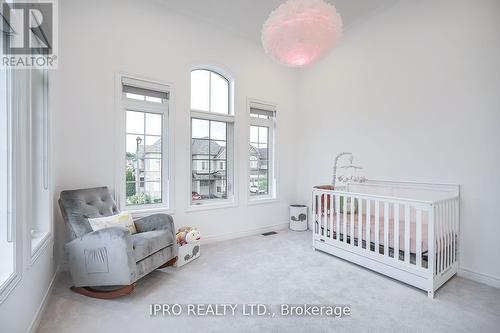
[332,152,367,188]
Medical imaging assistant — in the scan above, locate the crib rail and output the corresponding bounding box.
[312,188,459,276]
[434,197,460,278]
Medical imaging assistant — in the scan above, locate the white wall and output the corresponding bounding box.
[53,0,299,263]
[297,0,500,284]
[0,250,55,333]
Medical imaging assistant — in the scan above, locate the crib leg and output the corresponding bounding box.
[427,290,434,299]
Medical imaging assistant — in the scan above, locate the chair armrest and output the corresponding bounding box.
[134,213,175,234]
[65,227,136,287]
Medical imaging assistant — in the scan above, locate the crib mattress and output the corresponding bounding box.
[318,213,429,254]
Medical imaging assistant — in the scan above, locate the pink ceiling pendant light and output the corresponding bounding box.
[262,0,343,67]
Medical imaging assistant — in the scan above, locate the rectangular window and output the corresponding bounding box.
[191,118,230,203]
[249,103,276,200]
[121,77,170,209]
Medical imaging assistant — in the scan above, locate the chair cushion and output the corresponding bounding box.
[88,211,137,234]
[132,230,174,262]
[59,187,119,239]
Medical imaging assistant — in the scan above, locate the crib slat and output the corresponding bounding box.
[428,206,435,275]
[416,209,422,268]
[350,197,355,245]
[443,202,447,270]
[438,205,442,274]
[454,198,459,263]
[453,199,457,263]
[452,200,456,264]
[319,194,324,236]
[436,204,441,274]
[450,200,457,264]
[358,199,363,248]
[323,194,328,237]
[375,201,380,254]
[394,204,400,261]
[435,204,440,273]
[442,203,446,272]
[446,200,453,267]
[384,202,389,256]
[447,200,452,267]
[441,202,448,271]
[335,195,340,241]
[343,196,348,243]
[366,200,371,251]
[404,204,410,264]
[445,201,450,269]
[313,194,318,235]
[329,194,334,240]
[451,200,455,265]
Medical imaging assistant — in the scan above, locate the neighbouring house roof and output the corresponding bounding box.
[250,145,268,159]
[137,139,161,157]
[143,138,268,161]
[191,138,224,156]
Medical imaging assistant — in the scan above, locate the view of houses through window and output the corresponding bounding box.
[191,69,233,205]
[123,80,169,207]
[249,106,275,198]
[123,71,276,208]
[191,119,228,200]
[126,110,163,205]
[249,125,269,195]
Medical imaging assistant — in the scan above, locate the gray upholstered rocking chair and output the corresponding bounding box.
[59,186,177,299]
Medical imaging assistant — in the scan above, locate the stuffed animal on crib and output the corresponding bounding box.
[176,227,201,246]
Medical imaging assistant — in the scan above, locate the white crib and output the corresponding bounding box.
[311,180,459,298]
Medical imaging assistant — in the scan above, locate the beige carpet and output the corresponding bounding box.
[38,229,500,332]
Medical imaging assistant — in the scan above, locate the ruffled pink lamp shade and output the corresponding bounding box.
[262,0,343,67]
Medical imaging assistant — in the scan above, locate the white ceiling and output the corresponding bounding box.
[157,0,400,43]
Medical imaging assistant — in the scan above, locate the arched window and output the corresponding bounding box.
[190,68,234,206]
[191,69,230,114]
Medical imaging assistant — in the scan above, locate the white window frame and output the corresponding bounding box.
[247,99,277,203]
[188,67,236,210]
[115,74,174,217]
[0,67,23,304]
[28,66,53,262]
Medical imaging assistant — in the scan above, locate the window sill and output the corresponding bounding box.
[186,201,237,213]
[0,272,21,305]
[31,231,52,265]
[248,197,279,206]
[129,207,175,219]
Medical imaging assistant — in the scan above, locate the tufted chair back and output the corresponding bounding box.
[59,186,119,240]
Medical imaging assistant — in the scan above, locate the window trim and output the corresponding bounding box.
[115,73,174,215]
[0,67,23,304]
[29,66,53,263]
[247,98,278,203]
[189,66,236,208]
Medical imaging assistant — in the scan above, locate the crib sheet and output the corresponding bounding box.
[318,213,429,254]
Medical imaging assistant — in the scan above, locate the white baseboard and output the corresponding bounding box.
[458,267,500,289]
[201,222,289,245]
[28,268,59,333]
